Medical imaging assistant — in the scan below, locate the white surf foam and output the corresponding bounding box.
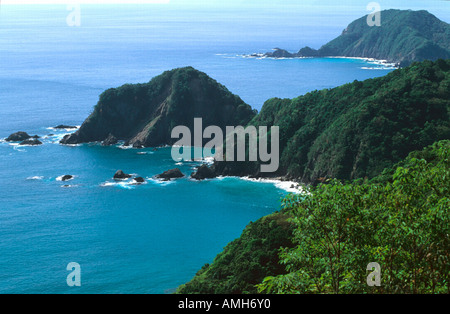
[148,177,176,186]
[27,176,44,180]
[240,176,305,194]
[100,181,136,190]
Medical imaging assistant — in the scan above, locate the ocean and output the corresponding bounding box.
[0,3,404,293]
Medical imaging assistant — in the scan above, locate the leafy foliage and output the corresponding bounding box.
[61,67,256,146]
[257,140,449,294]
[298,9,450,66]
[176,212,296,294]
[220,59,450,183]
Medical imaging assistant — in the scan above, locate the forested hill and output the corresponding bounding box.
[180,139,450,294]
[211,59,450,183]
[60,67,255,147]
[264,10,450,67]
[59,60,450,185]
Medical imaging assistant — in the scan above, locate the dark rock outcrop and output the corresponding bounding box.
[102,133,118,146]
[19,139,43,146]
[264,48,295,58]
[54,125,77,129]
[132,140,144,149]
[61,133,80,145]
[133,177,146,184]
[6,131,31,142]
[113,170,132,180]
[61,175,74,181]
[156,168,185,180]
[297,46,320,57]
[191,164,217,180]
[60,67,256,147]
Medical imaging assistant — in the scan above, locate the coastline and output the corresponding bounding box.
[194,154,305,194]
[242,53,399,69]
[327,56,399,69]
[214,175,305,194]
[240,176,305,194]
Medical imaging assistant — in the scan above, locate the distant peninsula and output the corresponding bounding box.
[250,10,450,67]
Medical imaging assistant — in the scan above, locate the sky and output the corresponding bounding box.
[2,0,171,3]
[1,1,169,3]
[1,0,448,22]
[1,0,448,5]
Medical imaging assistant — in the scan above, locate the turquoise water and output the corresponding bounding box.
[0,4,400,293]
[0,137,287,293]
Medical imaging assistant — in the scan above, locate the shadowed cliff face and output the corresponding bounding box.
[60,67,256,147]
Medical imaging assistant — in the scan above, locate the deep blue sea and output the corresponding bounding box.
[0,3,420,293]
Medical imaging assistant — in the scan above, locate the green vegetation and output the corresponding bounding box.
[176,212,296,294]
[215,59,450,183]
[57,59,449,294]
[319,10,450,66]
[276,10,450,67]
[61,66,256,146]
[258,140,449,294]
[180,61,449,294]
[181,140,449,294]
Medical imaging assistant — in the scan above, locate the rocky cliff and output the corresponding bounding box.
[60,67,256,147]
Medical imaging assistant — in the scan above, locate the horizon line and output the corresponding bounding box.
[1,0,170,4]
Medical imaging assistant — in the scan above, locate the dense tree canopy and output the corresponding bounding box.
[258,140,449,294]
[180,140,449,294]
[266,10,450,67]
[215,59,450,183]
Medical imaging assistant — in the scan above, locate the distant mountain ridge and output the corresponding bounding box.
[260,10,450,67]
